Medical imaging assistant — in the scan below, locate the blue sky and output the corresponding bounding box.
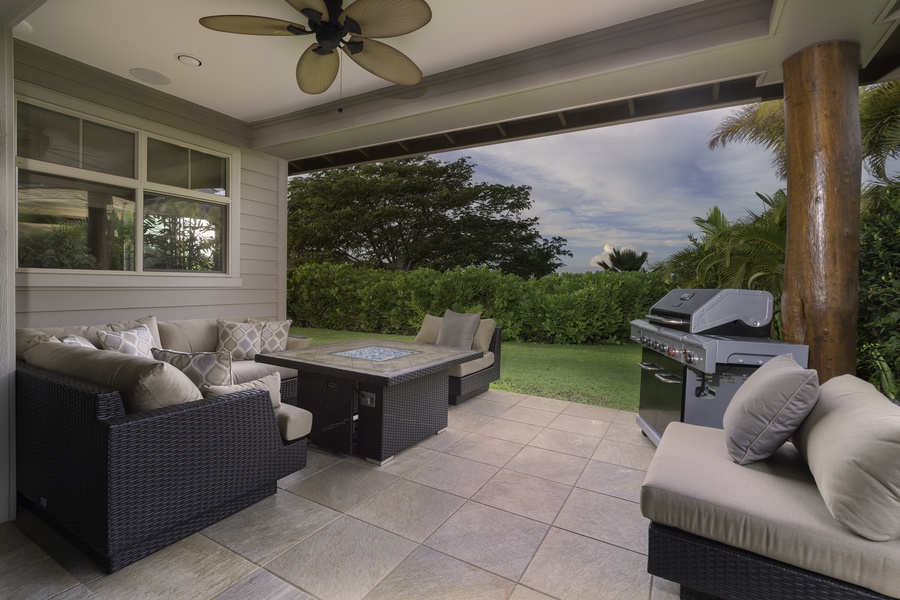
[435,106,784,273]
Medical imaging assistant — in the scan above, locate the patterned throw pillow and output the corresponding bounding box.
[151,348,233,389]
[97,324,155,358]
[248,318,292,354]
[61,334,96,349]
[217,320,263,360]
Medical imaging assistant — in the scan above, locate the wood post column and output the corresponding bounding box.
[782,41,861,382]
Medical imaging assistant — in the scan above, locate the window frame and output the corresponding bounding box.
[14,94,242,288]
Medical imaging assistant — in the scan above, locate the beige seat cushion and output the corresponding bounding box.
[449,352,494,377]
[641,422,900,598]
[275,403,313,441]
[23,342,202,413]
[205,371,282,409]
[231,360,297,385]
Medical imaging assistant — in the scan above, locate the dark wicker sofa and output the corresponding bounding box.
[449,326,501,405]
[16,362,308,573]
[641,374,900,600]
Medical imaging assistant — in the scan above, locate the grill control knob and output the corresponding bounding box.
[660,343,669,353]
[684,351,695,365]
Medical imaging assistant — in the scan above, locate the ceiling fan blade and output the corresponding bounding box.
[284,0,330,22]
[339,0,431,38]
[296,44,340,94]
[199,15,307,36]
[342,37,422,86]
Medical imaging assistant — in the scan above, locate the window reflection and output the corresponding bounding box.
[143,193,226,272]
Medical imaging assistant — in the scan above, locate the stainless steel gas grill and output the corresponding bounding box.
[631,289,809,445]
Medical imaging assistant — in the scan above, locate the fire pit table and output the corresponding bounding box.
[256,339,481,464]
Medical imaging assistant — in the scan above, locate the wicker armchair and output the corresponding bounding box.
[449,326,502,405]
[15,362,307,573]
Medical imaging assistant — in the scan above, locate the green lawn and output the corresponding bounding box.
[292,327,642,412]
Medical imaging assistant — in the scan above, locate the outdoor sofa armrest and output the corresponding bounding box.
[16,361,307,572]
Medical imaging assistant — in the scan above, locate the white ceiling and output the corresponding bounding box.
[14,0,707,122]
[11,0,900,170]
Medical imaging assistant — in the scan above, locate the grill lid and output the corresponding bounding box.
[647,288,773,336]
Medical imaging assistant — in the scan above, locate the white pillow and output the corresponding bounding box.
[96,324,155,358]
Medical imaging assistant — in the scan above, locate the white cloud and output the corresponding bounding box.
[436,106,782,272]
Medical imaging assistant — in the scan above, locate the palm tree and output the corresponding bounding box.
[593,246,649,272]
[708,100,787,180]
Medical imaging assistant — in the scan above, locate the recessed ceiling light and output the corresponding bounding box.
[176,54,202,67]
[129,68,171,86]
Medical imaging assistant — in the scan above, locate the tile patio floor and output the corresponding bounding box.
[1,389,680,600]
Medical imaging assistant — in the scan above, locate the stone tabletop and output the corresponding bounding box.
[256,339,482,386]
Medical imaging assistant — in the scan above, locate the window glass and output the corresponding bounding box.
[190,149,227,195]
[17,171,136,270]
[147,138,190,189]
[16,102,80,168]
[83,121,135,178]
[143,193,226,272]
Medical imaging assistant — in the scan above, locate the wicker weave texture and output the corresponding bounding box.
[648,523,894,600]
[449,327,501,405]
[16,362,307,572]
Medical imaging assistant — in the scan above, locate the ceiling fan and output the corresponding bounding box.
[200,0,431,94]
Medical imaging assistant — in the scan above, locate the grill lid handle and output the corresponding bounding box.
[645,314,687,326]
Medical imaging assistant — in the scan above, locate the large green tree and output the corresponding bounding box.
[287,156,571,278]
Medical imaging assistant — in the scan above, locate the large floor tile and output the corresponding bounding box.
[604,422,655,447]
[13,512,104,585]
[528,427,602,459]
[562,403,620,423]
[547,413,612,438]
[520,528,651,600]
[474,419,543,444]
[353,445,439,477]
[202,490,340,564]
[592,439,655,471]
[456,397,512,417]
[364,546,516,600]
[0,538,79,600]
[576,460,646,503]
[554,488,648,554]
[471,389,526,405]
[472,469,571,524]
[509,585,557,600]
[278,449,344,488]
[416,427,467,452]
[85,534,256,600]
[614,411,641,426]
[652,575,681,600]
[424,502,548,581]
[348,480,466,543]
[504,446,589,486]
[448,409,496,432]
[405,453,498,498]
[498,405,558,427]
[517,395,570,413]
[286,460,398,512]
[444,433,524,467]
[266,516,416,600]
[212,569,315,599]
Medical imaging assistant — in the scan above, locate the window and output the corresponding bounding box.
[15,100,234,276]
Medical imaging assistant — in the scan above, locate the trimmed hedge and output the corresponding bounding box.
[287,264,669,344]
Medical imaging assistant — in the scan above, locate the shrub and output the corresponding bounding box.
[287,264,669,344]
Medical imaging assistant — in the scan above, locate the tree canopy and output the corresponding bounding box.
[591,246,649,272]
[287,156,571,278]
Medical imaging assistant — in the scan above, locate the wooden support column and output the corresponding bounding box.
[782,41,861,382]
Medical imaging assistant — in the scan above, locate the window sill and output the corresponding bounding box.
[16,271,243,288]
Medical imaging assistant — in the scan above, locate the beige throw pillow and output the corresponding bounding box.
[97,324,156,358]
[204,371,282,408]
[151,348,233,389]
[23,342,202,413]
[248,318,292,353]
[217,319,263,360]
[722,354,819,465]
[793,374,900,541]
[414,314,442,345]
[435,309,481,349]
